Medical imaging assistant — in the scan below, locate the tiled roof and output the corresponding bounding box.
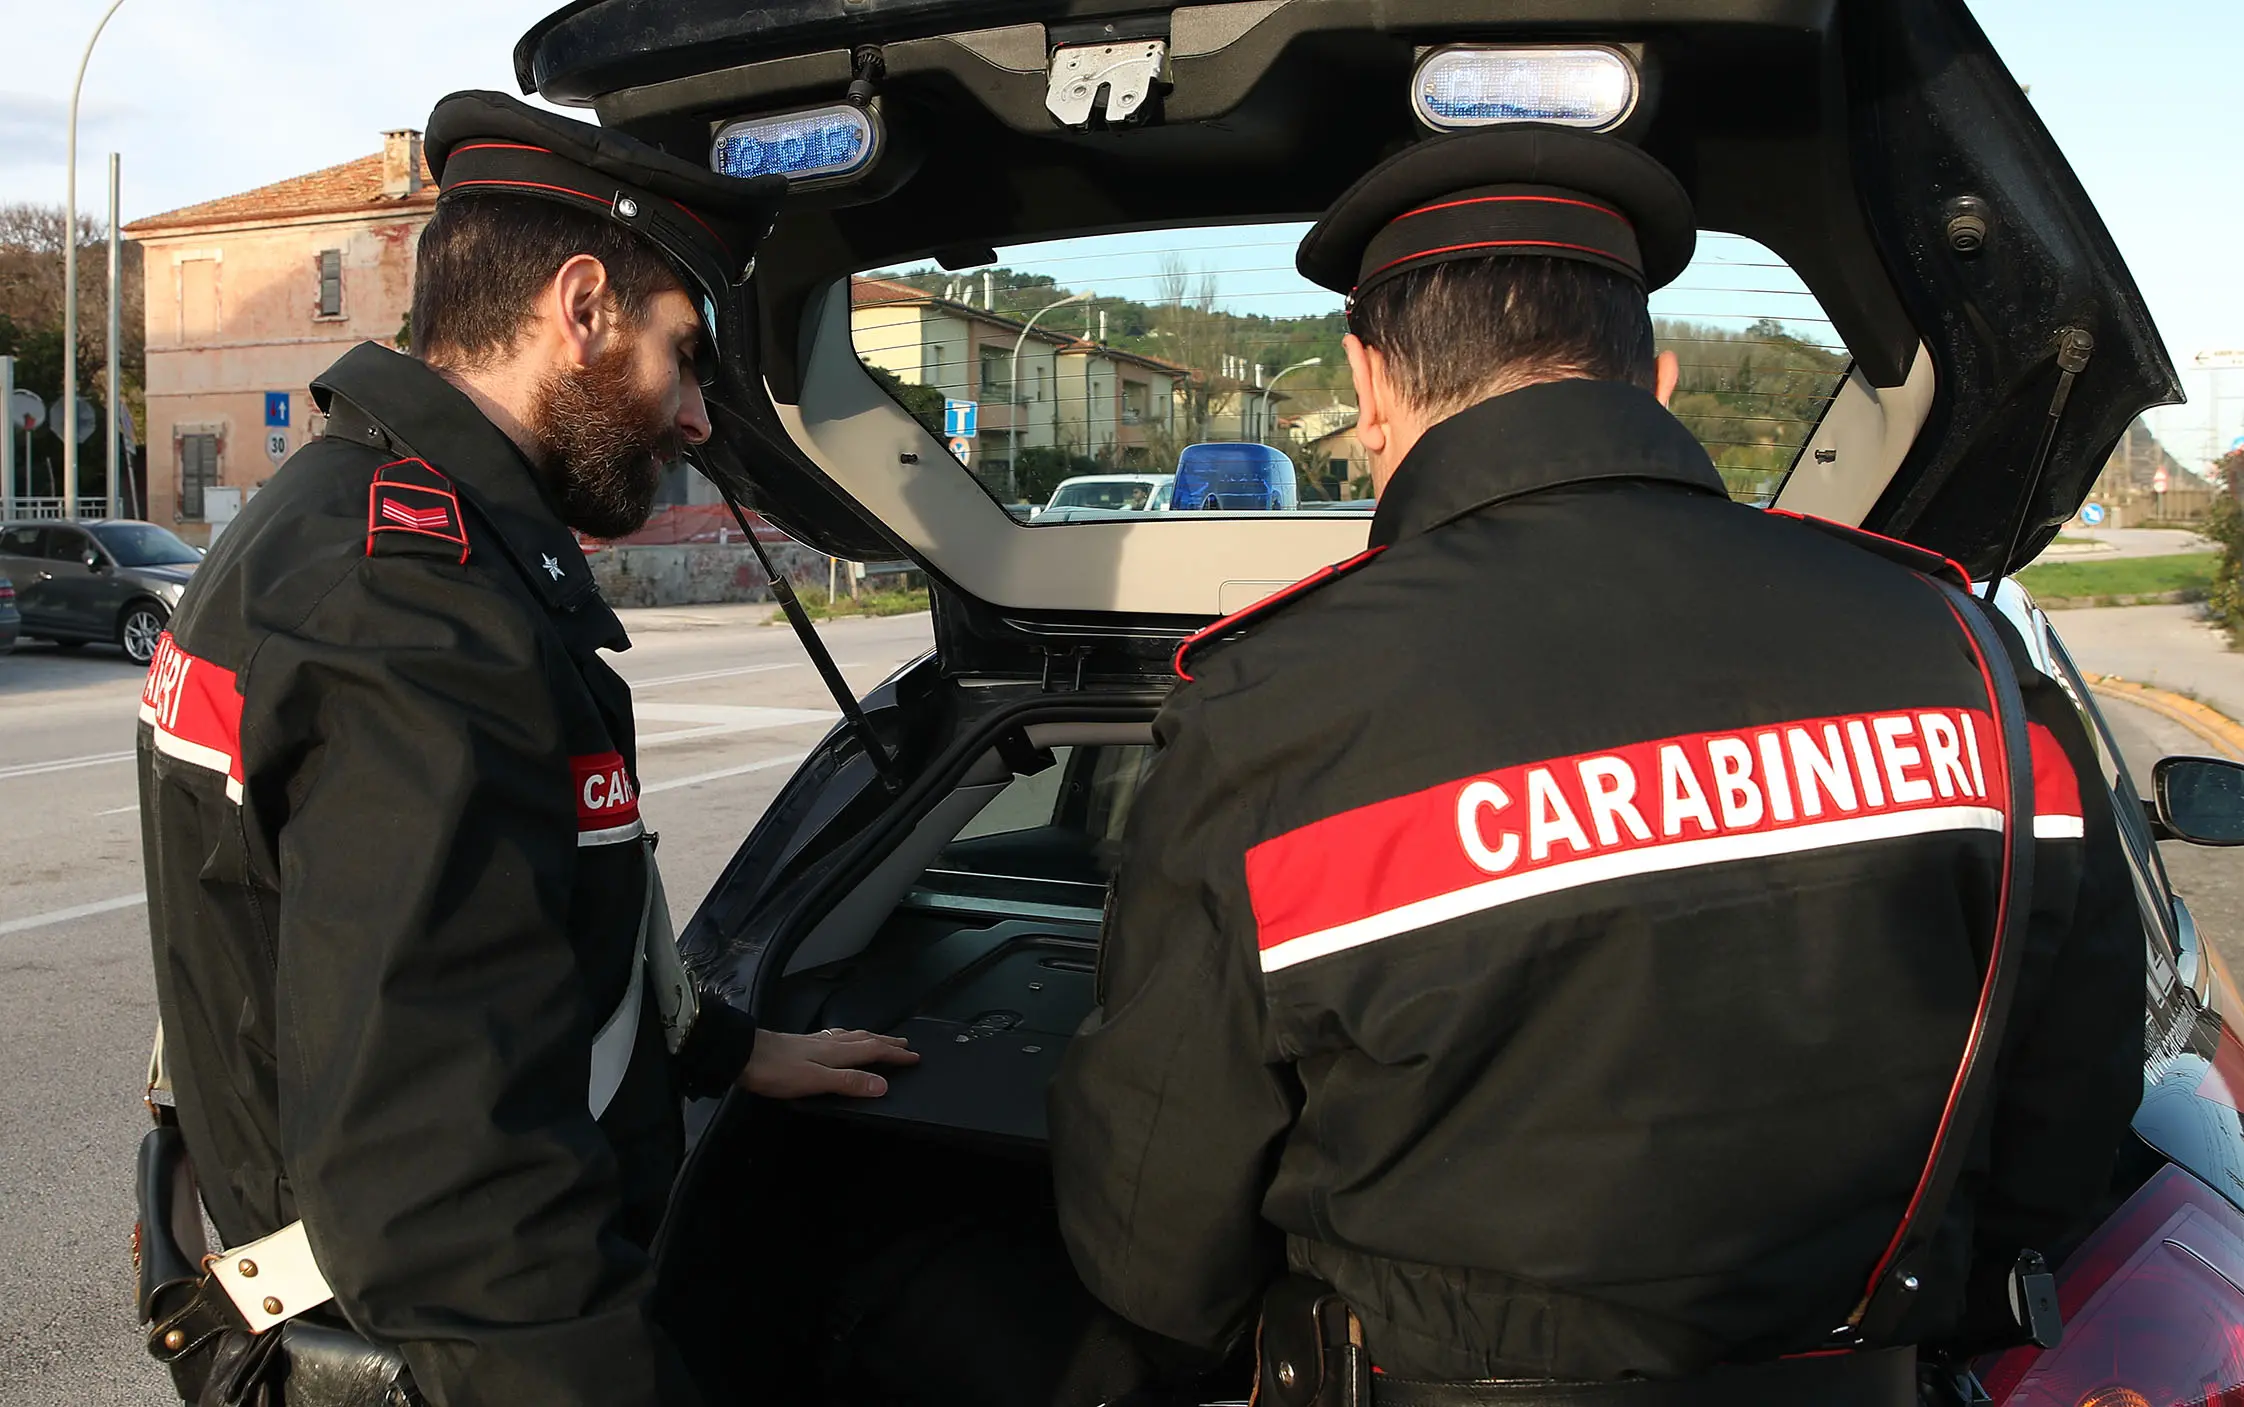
[125,151,436,234]
[850,275,933,306]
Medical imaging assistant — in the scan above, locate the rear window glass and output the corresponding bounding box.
[851,225,1845,520]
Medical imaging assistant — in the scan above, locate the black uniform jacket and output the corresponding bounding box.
[1049,379,2144,1383]
[138,343,756,1407]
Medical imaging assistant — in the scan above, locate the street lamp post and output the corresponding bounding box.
[1259,356,1322,444]
[1007,290,1092,498]
[64,0,133,521]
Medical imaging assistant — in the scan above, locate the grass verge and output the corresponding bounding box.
[2014,551,2216,603]
[772,585,932,622]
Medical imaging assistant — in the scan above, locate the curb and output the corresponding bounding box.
[2086,675,2244,761]
[2035,590,2202,610]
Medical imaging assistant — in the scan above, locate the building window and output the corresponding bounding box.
[980,346,1013,402]
[1122,379,1149,425]
[317,249,344,319]
[1035,366,1048,402]
[181,434,219,520]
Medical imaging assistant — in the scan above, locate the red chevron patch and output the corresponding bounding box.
[365,459,469,564]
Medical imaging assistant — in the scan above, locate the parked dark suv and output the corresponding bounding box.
[0,520,202,666]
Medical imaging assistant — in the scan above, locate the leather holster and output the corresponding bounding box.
[1255,1276,1374,1407]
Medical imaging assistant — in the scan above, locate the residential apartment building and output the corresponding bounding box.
[124,131,437,538]
[850,277,1184,485]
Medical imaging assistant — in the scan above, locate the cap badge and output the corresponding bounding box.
[542,552,566,581]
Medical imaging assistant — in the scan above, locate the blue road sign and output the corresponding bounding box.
[944,398,978,439]
[2079,502,2106,526]
[265,392,291,428]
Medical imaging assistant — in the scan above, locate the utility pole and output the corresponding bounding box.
[106,153,122,520]
[64,0,133,520]
[1,356,14,521]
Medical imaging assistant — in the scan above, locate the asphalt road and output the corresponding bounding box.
[3,607,2239,1405]
[0,606,935,1406]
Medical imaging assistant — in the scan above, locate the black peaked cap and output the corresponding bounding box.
[1298,125,1696,298]
[424,91,785,329]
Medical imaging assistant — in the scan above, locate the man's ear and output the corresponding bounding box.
[549,253,615,370]
[1344,333,1388,458]
[1653,348,1680,408]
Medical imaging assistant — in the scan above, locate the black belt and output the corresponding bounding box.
[1371,1347,1917,1407]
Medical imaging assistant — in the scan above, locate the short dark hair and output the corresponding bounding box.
[1350,257,1657,419]
[409,192,685,367]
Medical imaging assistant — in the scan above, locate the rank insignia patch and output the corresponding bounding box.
[366,459,470,563]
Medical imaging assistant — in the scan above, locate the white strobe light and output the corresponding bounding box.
[1412,46,1639,132]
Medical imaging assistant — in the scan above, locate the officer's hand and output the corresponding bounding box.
[738,1028,919,1100]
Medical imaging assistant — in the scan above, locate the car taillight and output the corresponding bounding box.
[0,583,14,602]
[1984,1163,2244,1406]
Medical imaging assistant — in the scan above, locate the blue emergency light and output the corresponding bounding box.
[1411,46,1639,132]
[710,104,879,183]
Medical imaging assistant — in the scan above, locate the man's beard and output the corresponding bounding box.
[527,342,684,539]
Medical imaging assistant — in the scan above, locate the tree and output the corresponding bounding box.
[865,363,946,437]
[0,202,148,499]
[2204,449,2244,645]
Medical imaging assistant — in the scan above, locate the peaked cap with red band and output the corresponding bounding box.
[423,91,786,365]
[1297,125,1696,300]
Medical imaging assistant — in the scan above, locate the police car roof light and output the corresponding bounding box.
[710,104,879,183]
[1411,46,1639,132]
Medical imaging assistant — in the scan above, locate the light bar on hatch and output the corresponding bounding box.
[710,103,879,183]
[1412,46,1639,132]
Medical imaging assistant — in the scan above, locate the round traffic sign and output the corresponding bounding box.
[947,436,972,461]
[47,397,95,444]
[9,388,44,433]
[2079,502,2106,526]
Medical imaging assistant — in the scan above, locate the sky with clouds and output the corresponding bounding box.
[2,0,2238,462]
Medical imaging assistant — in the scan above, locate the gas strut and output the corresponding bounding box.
[717,490,904,793]
[1983,327,2096,603]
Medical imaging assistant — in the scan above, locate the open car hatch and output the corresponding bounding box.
[522,0,2178,681]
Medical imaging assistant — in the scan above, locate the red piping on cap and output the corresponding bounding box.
[1398,193,1631,226]
[449,141,553,156]
[443,176,608,206]
[1357,237,1634,291]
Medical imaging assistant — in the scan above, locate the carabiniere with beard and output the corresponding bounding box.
[132,93,919,1407]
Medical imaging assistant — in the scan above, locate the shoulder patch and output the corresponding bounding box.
[366,458,469,564]
[1173,545,1387,682]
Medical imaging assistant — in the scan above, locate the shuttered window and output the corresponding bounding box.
[181,434,218,520]
[317,249,343,318]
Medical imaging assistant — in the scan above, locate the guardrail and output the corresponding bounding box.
[7,497,112,521]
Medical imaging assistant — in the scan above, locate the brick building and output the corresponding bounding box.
[123,131,434,538]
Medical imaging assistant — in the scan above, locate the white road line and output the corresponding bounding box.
[0,892,147,938]
[642,754,808,795]
[627,659,883,690]
[631,661,800,688]
[0,749,134,782]
[635,703,837,748]
[97,803,140,816]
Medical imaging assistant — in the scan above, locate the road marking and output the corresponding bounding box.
[636,702,837,747]
[0,749,134,782]
[628,659,884,690]
[643,754,808,796]
[0,892,147,938]
[97,803,140,816]
[631,661,800,688]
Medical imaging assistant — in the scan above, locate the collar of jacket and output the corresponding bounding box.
[1367,378,1731,549]
[311,343,625,646]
